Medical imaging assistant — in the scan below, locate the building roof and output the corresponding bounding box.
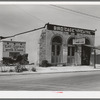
[1,41,26,43]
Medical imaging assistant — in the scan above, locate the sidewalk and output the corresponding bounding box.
[0,65,100,76]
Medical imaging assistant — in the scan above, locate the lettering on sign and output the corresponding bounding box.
[73,38,85,45]
[3,42,25,52]
[47,24,95,35]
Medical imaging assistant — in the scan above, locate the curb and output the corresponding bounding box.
[0,69,100,76]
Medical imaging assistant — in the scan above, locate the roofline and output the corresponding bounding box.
[1,41,26,43]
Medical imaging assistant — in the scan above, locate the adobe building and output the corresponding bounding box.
[39,23,95,66]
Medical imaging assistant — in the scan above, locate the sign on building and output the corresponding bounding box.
[0,41,26,61]
[3,42,25,52]
[73,38,85,45]
[47,24,95,35]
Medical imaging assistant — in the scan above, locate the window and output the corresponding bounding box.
[68,46,75,56]
[68,38,75,56]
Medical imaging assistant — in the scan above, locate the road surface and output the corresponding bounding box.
[0,71,100,91]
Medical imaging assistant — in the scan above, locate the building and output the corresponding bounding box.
[39,23,95,66]
[0,40,26,62]
[91,48,100,64]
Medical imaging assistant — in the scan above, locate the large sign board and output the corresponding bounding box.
[47,24,95,35]
[73,38,85,45]
[3,41,26,52]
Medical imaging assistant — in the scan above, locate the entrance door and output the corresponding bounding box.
[67,38,75,65]
[51,36,62,65]
[81,45,91,65]
[67,46,75,65]
[52,44,61,64]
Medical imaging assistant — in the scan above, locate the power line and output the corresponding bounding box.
[15,5,46,24]
[0,23,48,40]
[51,5,100,20]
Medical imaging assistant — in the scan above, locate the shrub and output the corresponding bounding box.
[63,64,66,66]
[1,70,8,72]
[15,64,23,72]
[31,67,36,72]
[22,67,28,71]
[9,69,14,72]
[41,60,49,67]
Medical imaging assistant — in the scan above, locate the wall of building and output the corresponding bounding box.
[39,24,95,66]
[39,30,47,65]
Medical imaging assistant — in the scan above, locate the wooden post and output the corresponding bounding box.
[94,49,96,69]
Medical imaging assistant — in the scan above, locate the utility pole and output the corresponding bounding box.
[94,49,96,69]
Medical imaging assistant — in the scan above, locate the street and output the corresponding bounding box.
[0,71,100,91]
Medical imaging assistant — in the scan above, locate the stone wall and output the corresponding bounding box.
[39,30,46,65]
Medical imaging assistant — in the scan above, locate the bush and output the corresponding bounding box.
[2,57,16,66]
[1,70,8,72]
[15,64,23,72]
[22,67,28,71]
[9,69,14,72]
[41,60,49,67]
[63,63,67,66]
[31,67,36,72]
[2,53,29,66]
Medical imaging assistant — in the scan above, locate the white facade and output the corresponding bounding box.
[0,41,26,61]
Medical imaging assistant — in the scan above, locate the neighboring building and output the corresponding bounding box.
[39,23,95,66]
[90,48,100,64]
[0,40,26,61]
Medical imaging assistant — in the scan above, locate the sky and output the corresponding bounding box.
[0,3,100,63]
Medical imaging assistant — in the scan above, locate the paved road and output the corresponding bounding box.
[0,71,100,91]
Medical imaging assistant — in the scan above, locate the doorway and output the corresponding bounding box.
[51,36,62,65]
[67,37,75,65]
[81,39,91,65]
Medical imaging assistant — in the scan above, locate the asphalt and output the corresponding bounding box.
[0,65,100,76]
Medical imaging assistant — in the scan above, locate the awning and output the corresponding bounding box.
[85,45,100,50]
